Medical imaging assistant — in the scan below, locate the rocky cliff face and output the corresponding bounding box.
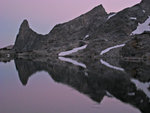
[1,1,150,112]
[13,5,108,54]
[11,0,150,59]
[121,32,150,57]
[13,20,46,52]
[141,0,150,13]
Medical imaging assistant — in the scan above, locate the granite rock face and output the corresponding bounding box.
[121,32,150,57]
[13,20,46,52]
[13,5,108,55]
[119,0,150,59]
[12,0,150,59]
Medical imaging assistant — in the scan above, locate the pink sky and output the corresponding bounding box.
[0,0,141,47]
[0,0,141,22]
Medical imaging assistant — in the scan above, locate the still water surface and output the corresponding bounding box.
[0,58,149,113]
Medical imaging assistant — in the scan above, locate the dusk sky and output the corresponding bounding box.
[0,0,141,48]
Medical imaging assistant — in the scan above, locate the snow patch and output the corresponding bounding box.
[59,45,87,56]
[130,17,137,20]
[59,57,86,68]
[100,59,125,72]
[131,16,150,35]
[143,10,146,13]
[100,44,125,55]
[107,13,116,20]
[83,35,89,40]
[131,79,150,98]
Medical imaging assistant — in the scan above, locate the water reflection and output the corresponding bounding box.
[12,57,150,113]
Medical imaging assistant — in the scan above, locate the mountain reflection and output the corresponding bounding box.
[14,58,150,113]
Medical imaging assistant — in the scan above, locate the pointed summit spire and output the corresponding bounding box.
[19,19,30,32]
[87,4,107,15]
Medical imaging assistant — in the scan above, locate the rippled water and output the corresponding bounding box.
[0,58,150,113]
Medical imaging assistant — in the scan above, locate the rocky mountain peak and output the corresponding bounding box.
[87,4,107,15]
[13,19,39,52]
[92,4,106,12]
[19,19,30,32]
[11,1,150,58]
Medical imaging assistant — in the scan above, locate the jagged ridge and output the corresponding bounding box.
[0,0,148,61]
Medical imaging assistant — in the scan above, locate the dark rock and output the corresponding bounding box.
[0,45,15,62]
[120,61,150,82]
[120,32,150,57]
[13,20,46,52]
[13,5,108,55]
[2,0,150,61]
[140,0,150,14]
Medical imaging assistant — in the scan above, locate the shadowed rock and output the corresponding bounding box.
[13,20,46,52]
[0,0,148,60]
[13,5,108,56]
[121,32,150,57]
